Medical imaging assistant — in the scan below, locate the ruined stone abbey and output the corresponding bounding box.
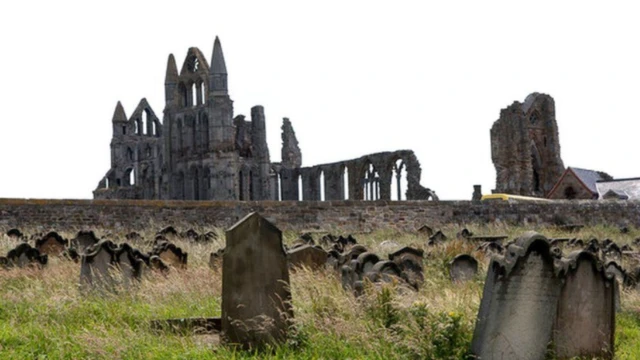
[94,37,437,201]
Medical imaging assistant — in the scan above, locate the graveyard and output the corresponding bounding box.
[1,219,640,359]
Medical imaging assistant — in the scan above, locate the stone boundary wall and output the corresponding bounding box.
[0,198,638,233]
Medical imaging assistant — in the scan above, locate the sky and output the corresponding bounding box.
[1,1,639,200]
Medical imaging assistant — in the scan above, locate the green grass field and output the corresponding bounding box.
[1,223,639,359]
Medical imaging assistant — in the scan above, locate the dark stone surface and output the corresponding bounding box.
[221,212,293,350]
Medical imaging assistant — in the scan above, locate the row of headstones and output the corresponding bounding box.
[1,230,188,291]
[472,231,616,360]
[5,227,217,245]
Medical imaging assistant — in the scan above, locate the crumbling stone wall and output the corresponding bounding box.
[1,199,638,233]
[491,93,565,196]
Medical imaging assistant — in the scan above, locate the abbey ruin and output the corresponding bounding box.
[490,93,565,197]
[93,37,437,202]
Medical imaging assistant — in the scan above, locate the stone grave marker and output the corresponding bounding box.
[73,230,100,254]
[388,247,424,288]
[222,212,293,350]
[287,245,328,270]
[449,254,478,283]
[554,251,614,359]
[35,231,68,256]
[471,232,562,360]
[7,243,48,268]
[115,243,144,289]
[80,240,117,292]
[151,241,187,269]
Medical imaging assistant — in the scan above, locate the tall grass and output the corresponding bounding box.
[0,224,638,358]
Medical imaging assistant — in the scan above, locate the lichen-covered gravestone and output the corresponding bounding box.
[222,212,293,350]
[80,240,117,292]
[554,251,614,359]
[471,232,562,360]
[449,254,478,283]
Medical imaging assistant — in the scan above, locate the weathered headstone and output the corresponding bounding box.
[288,245,327,270]
[222,212,293,350]
[80,240,117,292]
[472,232,562,360]
[116,243,144,289]
[388,247,424,288]
[35,231,68,256]
[72,230,100,254]
[151,241,187,269]
[449,254,478,283]
[554,251,614,359]
[7,243,48,268]
[356,252,380,275]
[209,248,224,271]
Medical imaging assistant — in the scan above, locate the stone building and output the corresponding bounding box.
[547,167,613,200]
[490,93,565,197]
[94,37,437,201]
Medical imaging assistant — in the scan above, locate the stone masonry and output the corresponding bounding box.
[491,93,565,197]
[93,36,437,202]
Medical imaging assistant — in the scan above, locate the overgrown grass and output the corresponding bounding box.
[0,224,639,358]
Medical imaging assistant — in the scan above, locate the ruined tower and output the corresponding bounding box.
[490,93,565,197]
[94,36,437,201]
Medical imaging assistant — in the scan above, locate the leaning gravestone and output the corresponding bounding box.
[35,231,68,256]
[471,232,562,360]
[554,251,614,359]
[222,212,293,350]
[288,245,327,270]
[449,254,478,283]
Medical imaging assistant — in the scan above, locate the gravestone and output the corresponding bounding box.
[80,240,117,292]
[7,243,48,268]
[554,251,614,359]
[449,254,478,283]
[472,232,562,360]
[35,231,68,256]
[222,212,293,350]
[356,252,380,275]
[605,261,625,312]
[388,247,424,288]
[209,248,224,271]
[151,241,187,269]
[72,230,100,254]
[115,243,144,289]
[288,245,327,270]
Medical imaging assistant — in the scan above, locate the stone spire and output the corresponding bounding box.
[211,36,227,74]
[164,54,178,84]
[281,118,302,168]
[210,36,228,94]
[164,54,178,104]
[112,101,127,123]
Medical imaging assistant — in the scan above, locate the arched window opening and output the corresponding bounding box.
[391,159,407,201]
[277,172,282,201]
[105,177,110,189]
[239,171,245,201]
[298,174,303,201]
[193,168,200,201]
[122,126,126,135]
[142,110,149,135]
[127,147,134,161]
[531,142,542,194]
[134,120,139,135]
[564,186,577,200]
[319,170,326,201]
[179,83,188,108]
[248,171,254,201]
[124,168,135,186]
[200,82,206,105]
[342,166,349,200]
[362,163,380,201]
[191,83,197,107]
[203,168,210,200]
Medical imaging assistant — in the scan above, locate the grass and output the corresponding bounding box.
[0,223,639,359]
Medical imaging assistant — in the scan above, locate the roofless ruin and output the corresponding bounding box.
[94,37,438,201]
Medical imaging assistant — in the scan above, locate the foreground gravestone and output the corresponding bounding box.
[388,247,424,288]
[7,243,48,268]
[554,251,614,359]
[287,245,327,270]
[222,213,293,350]
[449,254,478,283]
[472,232,562,360]
[80,240,117,292]
[35,231,68,256]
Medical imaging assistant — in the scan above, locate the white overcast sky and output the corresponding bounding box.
[1,1,639,200]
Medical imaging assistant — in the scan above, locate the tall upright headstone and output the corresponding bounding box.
[472,232,561,360]
[222,212,293,350]
[554,251,615,359]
